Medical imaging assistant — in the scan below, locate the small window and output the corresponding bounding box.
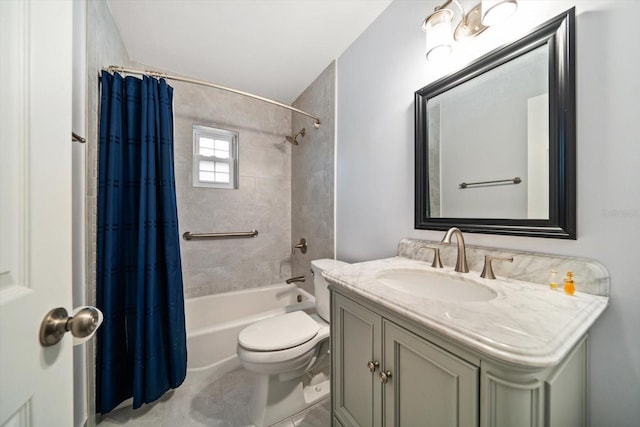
[193,124,238,189]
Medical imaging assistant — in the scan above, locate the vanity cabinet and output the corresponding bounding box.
[331,289,589,427]
[331,293,479,427]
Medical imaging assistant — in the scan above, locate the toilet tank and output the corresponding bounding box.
[311,259,348,322]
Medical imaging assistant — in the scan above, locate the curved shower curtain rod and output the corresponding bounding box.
[104,66,321,129]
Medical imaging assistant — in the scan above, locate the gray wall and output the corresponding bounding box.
[336,1,640,425]
[172,80,293,298]
[291,62,336,295]
[86,0,131,424]
[86,0,130,312]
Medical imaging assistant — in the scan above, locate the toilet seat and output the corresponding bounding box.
[237,313,329,365]
[238,311,320,351]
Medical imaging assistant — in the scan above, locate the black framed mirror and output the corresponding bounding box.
[415,8,575,239]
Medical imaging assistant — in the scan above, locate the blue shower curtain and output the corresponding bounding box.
[96,71,187,413]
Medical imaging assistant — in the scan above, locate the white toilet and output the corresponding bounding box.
[236,258,347,427]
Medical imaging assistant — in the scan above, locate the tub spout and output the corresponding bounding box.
[285,276,306,284]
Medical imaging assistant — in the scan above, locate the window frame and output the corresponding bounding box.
[192,124,239,189]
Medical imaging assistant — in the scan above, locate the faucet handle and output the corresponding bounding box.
[292,238,307,255]
[481,255,514,280]
[417,246,444,269]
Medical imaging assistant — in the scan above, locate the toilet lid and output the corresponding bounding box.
[238,311,320,351]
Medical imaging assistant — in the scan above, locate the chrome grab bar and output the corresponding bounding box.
[182,230,258,240]
[459,177,521,189]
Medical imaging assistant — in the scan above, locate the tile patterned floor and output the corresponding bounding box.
[97,366,330,427]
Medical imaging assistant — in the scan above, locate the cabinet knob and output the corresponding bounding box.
[379,370,392,384]
[367,360,380,373]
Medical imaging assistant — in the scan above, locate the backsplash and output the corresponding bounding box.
[398,238,609,297]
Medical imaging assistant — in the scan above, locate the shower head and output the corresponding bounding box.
[286,128,306,145]
[286,135,298,145]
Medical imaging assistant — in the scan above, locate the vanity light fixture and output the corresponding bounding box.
[422,0,518,61]
[481,0,518,26]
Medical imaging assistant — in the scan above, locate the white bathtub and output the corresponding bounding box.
[185,283,315,372]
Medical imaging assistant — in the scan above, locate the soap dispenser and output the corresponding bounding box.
[549,270,558,290]
[564,271,575,296]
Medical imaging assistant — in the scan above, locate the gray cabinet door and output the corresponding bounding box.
[383,320,479,427]
[332,293,383,427]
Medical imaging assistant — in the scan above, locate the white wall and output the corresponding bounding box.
[336,1,640,425]
[72,1,87,426]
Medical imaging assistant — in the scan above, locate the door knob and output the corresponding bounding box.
[39,306,101,347]
[367,360,380,373]
[379,369,392,384]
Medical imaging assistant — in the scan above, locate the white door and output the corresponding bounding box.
[0,0,74,426]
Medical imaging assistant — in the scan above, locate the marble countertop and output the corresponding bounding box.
[324,256,609,368]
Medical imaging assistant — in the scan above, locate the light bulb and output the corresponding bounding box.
[424,9,453,61]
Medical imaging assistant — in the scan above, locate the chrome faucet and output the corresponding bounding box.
[441,227,469,273]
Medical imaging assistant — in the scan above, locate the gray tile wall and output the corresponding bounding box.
[87,0,130,309]
[86,2,336,301]
[86,0,131,424]
[87,16,293,301]
[171,81,293,298]
[291,62,336,295]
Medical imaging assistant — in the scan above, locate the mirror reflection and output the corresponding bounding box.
[427,44,548,219]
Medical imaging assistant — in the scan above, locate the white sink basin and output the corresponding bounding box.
[376,268,498,302]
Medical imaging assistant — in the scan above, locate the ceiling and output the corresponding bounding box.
[106,0,393,103]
